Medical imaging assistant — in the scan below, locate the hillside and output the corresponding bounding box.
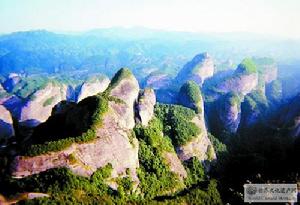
[0,53,299,204]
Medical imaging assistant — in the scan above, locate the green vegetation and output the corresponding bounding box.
[0,98,223,204]
[225,92,241,106]
[86,74,107,84]
[24,93,110,156]
[235,58,257,75]
[266,80,282,103]
[134,118,183,199]
[4,164,115,204]
[184,157,205,187]
[0,90,10,99]
[244,90,268,111]
[179,80,202,113]
[134,117,174,152]
[153,180,223,204]
[107,68,132,90]
[206,145,215,161]
[10,76,52,99]
[43,96,56,107]
[252,57,275,73]
[24,129,97,156]
[207,133,227,157]
[137,143,182,199]
[252,57,275,66]
[214,126,298,204]
[155,103,201,146]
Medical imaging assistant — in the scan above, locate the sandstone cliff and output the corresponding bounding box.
[18,82,68,127]
[177,81,216,162]
[217,92,242,134]
[143,71,172,90]
[136,88,156,126]
[176,53,214,86]
[76,75,110,102]
[12,68,140,188]
[0,105,15,139]
[216,59,258,96]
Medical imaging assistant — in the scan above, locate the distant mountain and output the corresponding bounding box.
[0,28,300,80]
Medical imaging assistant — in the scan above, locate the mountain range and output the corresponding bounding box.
[0,29,300,204]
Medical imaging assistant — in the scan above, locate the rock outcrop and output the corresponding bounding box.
[2,73,21,92]
[176,52,214,86]
[178,81,203,113]
[12,68,140,188]
[0,193,49,205]
[176,115,216,162]
[163,151,187,180]
[136,88,156,126]
[18,83,68,127]
[253,58,278,84]
[143,72,172,90]
[239,90,268,129]
[177,82,216,162]
[0,95,23,119]
[0,105,15,139]
[276,94,300,138]
[217,92,241,134]
[261,65,277,84]
[266,80,282,106]
[216,59,258,96]
[76,75,110,102]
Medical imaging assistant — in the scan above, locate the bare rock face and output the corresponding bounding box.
[177,81,216,162]
[176,52,214,86]
[109,69,140,129]
[2,73,21,92]
[217,73,258,96]
[0,105,15,139]
[136,88,156,126]
[239,91,268,129]
[163,151,187,180]
[0,95,23,119]
[176,116,216,162]
[262,65,277,84]
[77,75,110,102]
[178,81,203,113]
[19,83,68,127]
[12,68,141,188]
[253,58,278,84]
[276,94,300,138]
[143,72,172,89]
[216,59,259,96]
[217,93,241,134]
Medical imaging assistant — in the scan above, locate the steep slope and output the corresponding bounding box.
[216,58,258,96]
[142,71,172,89]
[253,57,278,84]
[176,53,214,86]
[239,90,269,129]
[176,81,216,162]
[76,75,110,102]
[217,92,242,134]
[178,81,203,113]
[18,82,68,127]
[3,68,225,204]
[136,88,156,126]
[12,68,140,187]
[0,105,15,140]
[2,73,22,92]
[275,94,300,138]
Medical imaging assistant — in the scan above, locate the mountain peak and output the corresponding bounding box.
[176,52,214,86]
[235,58,257,75]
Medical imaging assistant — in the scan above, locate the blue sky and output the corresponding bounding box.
[1,0,300,38]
